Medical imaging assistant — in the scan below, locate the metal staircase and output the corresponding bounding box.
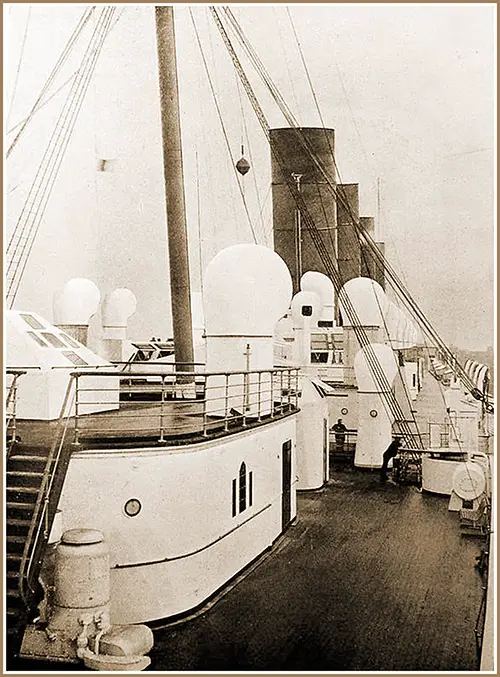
[6,445,50,643]
[5,379,76,657]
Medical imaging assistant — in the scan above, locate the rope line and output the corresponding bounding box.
[6,7,116,308]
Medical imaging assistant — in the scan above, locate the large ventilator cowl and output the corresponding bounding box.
[290,290,322,328]
[290,290,321,367]
[275,315,294,341]
[53,278,100,345]
[101,288,137,338]
[353,343,399,468]
[99,288,137,362]
[339,277,388,327]
[203,244,292,338]
[384,302,419,348]
[203,244,293,417]
[354,343,398,393]
[300,271,334,324]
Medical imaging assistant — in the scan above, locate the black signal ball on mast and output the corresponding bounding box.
[236,156,251,176]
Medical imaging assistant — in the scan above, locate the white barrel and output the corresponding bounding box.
[54,528,110,609]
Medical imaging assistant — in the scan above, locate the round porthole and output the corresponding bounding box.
[341,407,348,416]
[370,409,378,418]
[124,498,142,517]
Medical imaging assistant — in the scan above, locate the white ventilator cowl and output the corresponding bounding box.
[339,277,388,327]
[53,278,100,325]
[101,288,137,328]
[203,244,292,335]
[354,342,398,392]
[290,290,322,327]
[300,271,334,318]
[384,302,419,348]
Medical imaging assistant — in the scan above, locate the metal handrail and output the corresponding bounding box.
[5,369,27,457]
[70,367,300,445]
[18,376,76,605]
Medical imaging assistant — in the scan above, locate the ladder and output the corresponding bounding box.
[392,418,423,485]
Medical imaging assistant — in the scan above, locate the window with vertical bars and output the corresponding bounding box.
[232,463,254,517]
[239,462,247,513]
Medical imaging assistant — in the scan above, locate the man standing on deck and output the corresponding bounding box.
[332,418,347,452]
[380,437,401,484]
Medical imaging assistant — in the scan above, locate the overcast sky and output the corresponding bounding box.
[5,4,496,352]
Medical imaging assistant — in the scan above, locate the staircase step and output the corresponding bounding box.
[6,590,24,610]
[6,471,44,487]
[6,571,20,590]
[8,455,48,469]
[7,486,39,498]
[7,501,36,517]
[7,517,32,528]
[10,445,51,458]
[7,553,23,571]
[7,534,27,553]
[7,552,23,562]
[6,518,32,537]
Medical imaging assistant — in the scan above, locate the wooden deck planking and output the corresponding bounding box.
[147,470,485,671]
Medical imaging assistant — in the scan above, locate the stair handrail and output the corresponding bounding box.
[5,369,27,459]
[17,374,76,606]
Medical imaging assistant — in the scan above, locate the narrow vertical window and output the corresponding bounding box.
[232,478,237,517]
[248,472,253,507]
[239,462,247,513]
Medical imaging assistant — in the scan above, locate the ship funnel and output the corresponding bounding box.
[353,343,398,468]
[100,288,137,362]
[270,127,336,295]
[203,243,292,417]
[337,183,361,290]
[53,278,100,346]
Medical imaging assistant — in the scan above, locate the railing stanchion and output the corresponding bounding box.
[72,374,80,446]
[280,370,284,415]
[242,372,248,427]
[11,375,18,445]
[224,374,230,432]
[287,370,292,410]
[257,372,262,421]
[270,370,274,418]
[159,375,166,443]
[295,369,299,409]
[203,378,209,437]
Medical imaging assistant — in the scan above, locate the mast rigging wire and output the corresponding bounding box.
[6,6,96,159]
[189,8,258,245]
[6,6,32,130]
[6,7,116,308]
[232,66,269,247]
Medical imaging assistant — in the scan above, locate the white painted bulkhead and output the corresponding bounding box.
[57,415,297,624]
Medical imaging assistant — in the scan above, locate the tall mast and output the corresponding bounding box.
[155,6,194,371]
